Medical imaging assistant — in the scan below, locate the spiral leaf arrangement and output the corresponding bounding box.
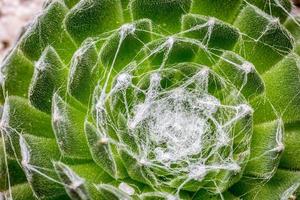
[1,0,300,199]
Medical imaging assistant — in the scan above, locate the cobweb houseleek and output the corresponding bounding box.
[0,0,300,199]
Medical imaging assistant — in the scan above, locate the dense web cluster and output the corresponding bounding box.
[91,21,256,194]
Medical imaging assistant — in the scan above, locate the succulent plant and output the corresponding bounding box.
[1,0,300,199]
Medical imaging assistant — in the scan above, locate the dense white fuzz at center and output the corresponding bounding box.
[134,88,215,164]
[106,65,252,186]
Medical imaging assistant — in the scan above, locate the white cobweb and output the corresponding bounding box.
[93,17,255,198]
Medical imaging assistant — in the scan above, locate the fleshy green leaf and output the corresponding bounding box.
[52,94,91,159]
[84,121,127,179]
[190,0,242,23]
[65,0,124,43]
[130,0,191,33]
[280,122,300,170]
[0,49,33,101]
[244,119,284,179]
[262,55,300,123]
[29,46,68,113]
[234,5,293,73]
[231,169,300,200]
[19,0,77,62]
[214,51,264,98]
[2,96,53,138]
[68,38,100,105]
[19,134,64,199]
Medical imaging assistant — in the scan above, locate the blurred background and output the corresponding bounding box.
[0,0,44,61]
[0,0,300,62]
